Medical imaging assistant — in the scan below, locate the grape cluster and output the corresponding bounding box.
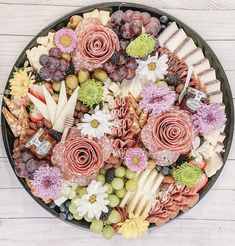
[38,47,70,82]
[110,10,161,40]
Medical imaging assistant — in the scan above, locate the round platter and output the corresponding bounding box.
[1,1,234,237]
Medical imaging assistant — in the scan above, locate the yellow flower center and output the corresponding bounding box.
[91,119,100,128]
[60,34,72,47]
[89,194,97,203]
[132,156,140,165]
[148,62,157,71]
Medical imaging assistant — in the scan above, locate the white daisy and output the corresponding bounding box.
[74,180,109,220]
[137,54,168,82]
[77,106,113,138]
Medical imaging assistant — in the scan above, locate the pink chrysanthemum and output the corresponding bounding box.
[31,165,63,201]
[140,84,176,116]
[124,148,148,171]
[54,28,78,53]
[192,103,226,134]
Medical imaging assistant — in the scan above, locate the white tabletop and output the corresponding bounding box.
[0,0,235,245]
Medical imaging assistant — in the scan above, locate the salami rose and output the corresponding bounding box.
[72,18,120,71]
[141,108,194,155]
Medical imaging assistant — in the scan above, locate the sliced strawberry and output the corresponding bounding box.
[190,159,207,170]
[30,108,44,122]
[28,84,45,103]
[191,173,208,193]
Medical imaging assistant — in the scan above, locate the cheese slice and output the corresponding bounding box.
[198,68,216,85]
[193,58,210,75]
[158,22,178,47]
[42,85,57,124]
[204,80,221,94]
[208,91,223,104]
[205,153,223,177]
[53,86,79,133]
[55,81,67,122]
[184,48,204,66]
[28,93,50,121]
[164,29,187,52]
[175,37,196,59]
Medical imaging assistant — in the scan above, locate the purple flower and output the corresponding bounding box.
[124,148,148,171]
[31,165,63,201]
[140,84,176,116]
[54,28,78,53]
[192,104,226,134]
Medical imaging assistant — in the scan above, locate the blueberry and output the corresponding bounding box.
[49,201,57,209]
[161,24,166,30]
[59,204,66,212]
[159,15,169,25]
[156,165,162,172]
[162,167,170,176]
[59,212,67,221]
[65,200,71,208]
[67,213,74,221]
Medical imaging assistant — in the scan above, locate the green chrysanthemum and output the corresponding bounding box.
[78,79,104,107]
[126,34,156,58]
[171,163,203,187]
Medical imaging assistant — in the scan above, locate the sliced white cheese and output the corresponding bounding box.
[184,48,204,66]
[204,153,223,177]
[198,68,216,85]
[193,58,210,75]
[42,85,57,124]
[53,196,67,206]
[175,37,196,59]
[53,86,79,133]
[208,91,223,104]
[55,81,67,122]
[28,93,50,121]
[99,10,111,25]
[158,22,178,47]
[204,79,221,93]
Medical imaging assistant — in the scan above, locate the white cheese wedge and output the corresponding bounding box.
[198,68,216,85]
[204,80,221,93]
[28,93,50,121]
[158,22,178,47]
[175,37,196,59]
[214,142,225,153]
[184,48,204,66]
[193,58,210,75]
[208,91,223,104]
[55,81,67,122]
[204,131,226,146]
[205,153,223,177]
[164,29,187,53]
[53,86,79,133]
[99,10,111,25]
[53,196,67,207]
[42,85,57,124]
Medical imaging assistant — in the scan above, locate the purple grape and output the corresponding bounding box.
[118,54,127,66]
[129,20,142,36]
[104,61,116,74]
[39,54,49,66]
[126,58,137,69]
[124,10,134,23]
[51,70,64,82]
[49,47,62,59]
[145,21,161,36]
[25,159,37,173]
[111,10,125,26]
[141,12,151,25]
[120,23,132,39]
[15,162,28,178]
[125,68,136,80]
[46,57,60,71]
[120,39,130,51]
[39,67,50,80]
[59,59,70,72]
[21,150,34,163]
[131,11,142,21]
[109,65,127,82]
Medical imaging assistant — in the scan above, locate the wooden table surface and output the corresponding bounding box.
[0,0,235,245]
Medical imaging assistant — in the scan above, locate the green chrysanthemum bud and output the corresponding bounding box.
[126,34,156,58]
[171,162,203,187]
[78,79,104,107]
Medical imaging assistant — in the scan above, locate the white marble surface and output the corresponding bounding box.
[0,0,235,245]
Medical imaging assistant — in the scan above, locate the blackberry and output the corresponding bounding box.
[65,65,75,76]
[99,206,112,220]
[113,28,121,39]
[105,168,115,183]
[48,129,62,142]
[110,52,120,65]
[34,72,42,83]
[166,74,179,86]
[172,155,189,167]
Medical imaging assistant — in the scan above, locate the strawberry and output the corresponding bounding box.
[30,108,44,122]
[28,84,45,103]
[191,173,208,193]
[190,159,207,170]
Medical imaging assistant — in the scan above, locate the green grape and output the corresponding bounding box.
[102,226,114,240]
[100,168,106,175]
[75,186,82,193]
[125,179,138,192]
[71,195,80,206]
[111,177,124,190]
[79,187,87,197]
[115,187,127,198]
[115,166,126,177]
[69,203,78,214]
[84,214,93,222]
[108,194,120,207]
[90,219,104,233]
[104,183,113,194]
[108,210,121,223]
[126,169,137,179]
[73,213,83,220]
[104,219,112,225]
[96,174,105,185]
